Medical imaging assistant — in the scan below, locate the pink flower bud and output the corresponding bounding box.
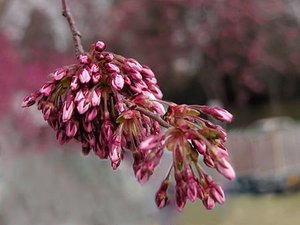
[95,41,106,52]
[187,182,198,202]
[103,52,114,61]
[216,159,236,180]
[149,84,163,99]
[65,121,78,137]
[203,196,215,210]
[62,97,75,122]
[192,139,206,154]
[90,64,99,73]
[22,92,39,107]
[77,99,90,114]
[53,69,66,81]
[140,133,165,152]
[70,76,79,91]
[39,83,54,96]
[91,88,101,107]
[141,67,155,78]
[200,106,233,123]
[83,121,93,133]
[126,60,142,72]
[135,167,150,184]
[176,187,187,212]
[155,180,169,208]
[86,133,96,146]
[42,104,52,120]
[94,143,108,159]
[79,68,91,84]
[79,53,89,64]
[92,73,101,83]
[85,108,98,122]
[130,70,143,81]
[105,62,120,73]
[74,89,85,103]
[109,133,122,170]
[111,73,124,90]
[210,185,225,204]
[56,130,69,145]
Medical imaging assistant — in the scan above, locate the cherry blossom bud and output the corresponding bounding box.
[149,84,163,99]
[53,69,66,81]
[192,139,206,154]
[79,68,91,84]
[74,89,85,103]
[126,61,142,72]
[22,92,39,107]
[42,104,52,120]
[203,196,215,210]
[110,132,122,170]
[95,41,106,52]
[90,63,99,73]
[141,67,155,78]
[62,96,75,122]
[176,187,187,211]
[65,120,78,137]
[85,108,98,122]
[103,52,114,61]
[105,62,120,73]
[86,133,96,146]
[130,70,143,81]
[83,121,93,133]
[210,185,225,204]
[70,76,79,91]
[79,53,89,64]
[56,130,68,145]
[155,180,169,208]
[39,83,54,96]
[77,99,90,114]
[91,88,101,106]
[200,106,233,123]
[216,161,236,180]
[92,73,101,83]
[140,133,165,152]
[111,73,124,90]
[187,181,198,202]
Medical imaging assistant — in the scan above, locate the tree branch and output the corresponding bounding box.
[61,0,84,58]
[124,99,171,128]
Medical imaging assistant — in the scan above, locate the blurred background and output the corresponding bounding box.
[1,0,300,224]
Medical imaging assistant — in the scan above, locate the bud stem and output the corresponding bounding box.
[61,0,85,58]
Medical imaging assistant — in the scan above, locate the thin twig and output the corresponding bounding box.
[124,99,171,128]
[61,0,84,58]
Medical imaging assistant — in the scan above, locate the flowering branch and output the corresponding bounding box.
[22,0,236,212]
[61,0,84,58]
[124,99,170,128]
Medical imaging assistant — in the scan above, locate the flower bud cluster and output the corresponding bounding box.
[22,41,164,170]
[140,104,234,211]
[22,41,235,211]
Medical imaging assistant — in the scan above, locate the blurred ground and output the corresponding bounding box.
[183,193,300,225]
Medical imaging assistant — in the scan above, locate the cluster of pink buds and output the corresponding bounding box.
[142,104,235,210]
[22,40,235,211]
